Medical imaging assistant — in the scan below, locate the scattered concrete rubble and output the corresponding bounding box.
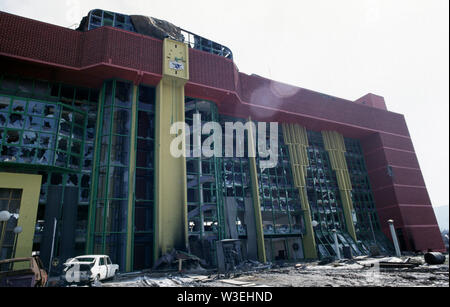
[100,254,448,287]
[153,249,207,271]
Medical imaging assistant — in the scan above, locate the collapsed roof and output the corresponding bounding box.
[77,9,233,59]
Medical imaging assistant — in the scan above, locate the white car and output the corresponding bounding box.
[63,255,119,284]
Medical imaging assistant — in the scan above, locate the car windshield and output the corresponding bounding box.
[74,257,96,263]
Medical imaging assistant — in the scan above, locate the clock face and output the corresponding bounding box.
[163,39,189,80]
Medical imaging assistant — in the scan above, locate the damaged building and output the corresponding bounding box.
[0,9,445,274]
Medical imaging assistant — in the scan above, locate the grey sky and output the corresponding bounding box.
[1,0,448,208]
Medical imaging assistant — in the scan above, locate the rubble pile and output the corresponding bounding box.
[98,254,448,288]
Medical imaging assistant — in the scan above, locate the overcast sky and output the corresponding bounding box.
[1,0,448,209]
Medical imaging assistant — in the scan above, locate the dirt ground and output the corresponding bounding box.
[101,255,449,288]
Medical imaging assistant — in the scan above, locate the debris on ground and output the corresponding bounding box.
[235,260,272,272]
[318,257,335,266]
[96,254,449,288]
[424,252,446,265]
[153,249,207,272]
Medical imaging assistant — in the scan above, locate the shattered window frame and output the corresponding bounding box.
[344,137,393,253]
[306,130,352,258]
[257,128,305,236]
[87,9,135,32]
[185,98,224,266]
[219,115,252,238]
[90,79,133,271]
[133,84,156,270]
[0,73,99,260]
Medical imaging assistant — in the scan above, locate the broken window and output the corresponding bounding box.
[22,131,38,146]
[136,139,153,168]
[55,151,68,167]
[36,149,53,165]
[1,146,19,162]
[50,173,63,186]
[59,121,71,136]
[57,136,68,151]
[344,137,393,253]
[8,114,24,129]
[83,144,94,169]
[135,203,154,232]
[26,115,43,130]
[185,99,222,250]
[115,82,132,108]
[0,113,7,126]
[60,86,75,104]
[71,140,82,155]
[42,118,56,131]
[67,174,79,187]
[112,108,131,135]
[70,155,81,169]
[87,9,136,32]
[75,88,90,103]
[135,168,153,201]
[110,135,130,166]
[108,167,128,199]
[1,75,18,92]
[18,147,36,163]
[138,86,155,112]
[106,200,128,233]
[33,80,50,98]
[255,127,304,237]
[44,104,57,117]
[262,212,274,234]
[137,111,154,139]
[18,78,34,96]
[6,130,20,144]
[12,99,26,113]
[236,212,246,235]
[86,124,96,142]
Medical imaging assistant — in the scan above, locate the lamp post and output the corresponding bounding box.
[0,211,12,259]
[12,226,23,258]
[332,229,341,260]
[388,220,402,257]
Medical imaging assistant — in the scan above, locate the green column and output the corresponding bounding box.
[86,86,105,253]
[126,85,138,272]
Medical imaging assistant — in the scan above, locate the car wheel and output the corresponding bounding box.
[92,274,101,285]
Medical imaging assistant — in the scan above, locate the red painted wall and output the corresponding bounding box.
[0,11,444,252]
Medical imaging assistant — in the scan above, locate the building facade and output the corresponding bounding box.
[0,9,445,273]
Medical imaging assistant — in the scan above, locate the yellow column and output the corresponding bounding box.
[0,173,41,259]
[248,119,266,263]
[282,124,318,259]
[322,131,357,241]
[154,39,189,261]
